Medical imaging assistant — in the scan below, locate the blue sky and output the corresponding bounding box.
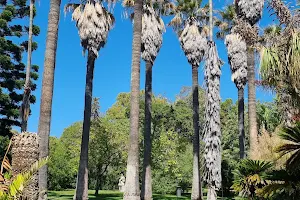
[23,0,276,137]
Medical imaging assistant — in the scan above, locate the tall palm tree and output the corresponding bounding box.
[122,0,143,198]
[203,1,222,199]
[140,4,165,200]
[225,34,247,159]
[170,1,208,199]
[260,0,299,126]
[216,5,247,159]
[234,0,264,159]
[21,0,34,132]
[66,1,114,199]
[38,0,61,199]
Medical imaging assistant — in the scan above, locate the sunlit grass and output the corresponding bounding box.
[48,190,244,200]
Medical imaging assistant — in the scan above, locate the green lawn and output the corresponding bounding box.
[48,190,244,200]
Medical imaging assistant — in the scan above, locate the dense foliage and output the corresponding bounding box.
[0,0,39,137]
[48,89,281,196]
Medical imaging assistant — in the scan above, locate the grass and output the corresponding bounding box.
[48,190,245,200]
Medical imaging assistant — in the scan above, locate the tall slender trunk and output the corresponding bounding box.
[247,48,258,159]
[21,0,34,132]
[206,1,216,199]
[209,0,213,40]
[141,61,152,200]
[38,0,61,199]
[238,88,245,159]
[191,65,202,200]
[75,51,96,200]
[123,0,143,198]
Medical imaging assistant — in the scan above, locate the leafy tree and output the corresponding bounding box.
[38,0,62,198]
[89,118,123,195]
[0,0,39,138]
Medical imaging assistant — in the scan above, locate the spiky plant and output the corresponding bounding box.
[260,0,300,125]
[276,122,300,170]
[66,1,114,199]
[0,157,48,200]
[11,132,39,200]
[232,159,272,198]
[259,169,300,199]
[203,41,222,200]
[225,33,247,159]
[235,0,264,26]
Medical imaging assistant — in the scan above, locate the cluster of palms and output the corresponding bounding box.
[232,122,300,199]
[20,0,300,200]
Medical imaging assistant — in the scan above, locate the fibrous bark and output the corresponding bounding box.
[72,0,114,58]
[225,33,247,159]
[12,132,39,200]
[140,6,164,200]
[71,2,114,199]
[179,19,208,67]
[235,0,264,26]
[204,42,222,200]
[141,5,165,63]
[268,0,292,25]
[225,33,248,90]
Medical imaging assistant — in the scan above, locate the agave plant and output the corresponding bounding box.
[232,159,272,198]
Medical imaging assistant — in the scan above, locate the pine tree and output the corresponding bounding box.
[0,0,39,138]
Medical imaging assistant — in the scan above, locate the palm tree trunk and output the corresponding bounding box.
[123,0,143,198]
[191,65,202,200]
[75,51,96,200]
[21,0,34,132]
[141,61,152,200]
[238,88,246,159]
[209,0,213,40]
[38,0,61,199]
[247,48,258,159]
